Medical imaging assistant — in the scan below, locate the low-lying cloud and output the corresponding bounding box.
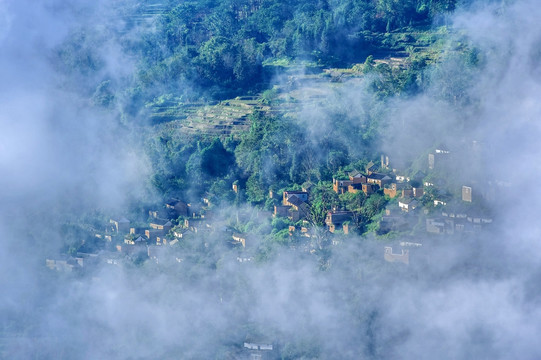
[2,0,541,359]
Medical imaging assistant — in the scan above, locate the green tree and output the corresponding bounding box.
[246,173,266,204]
[196,36,237,87]
[340,191,366,212]
[309,182,340,226]
[201,138,235,177]
[362,193,387,220]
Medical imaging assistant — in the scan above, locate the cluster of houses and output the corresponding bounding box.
[274,189,357,237]
[47,141,496,271]
[274,190,311,222]
[46,198,213,271]
[425,205,493,235]
[46,194,276,271]
[46,255,86,272]
[332,161,393,196]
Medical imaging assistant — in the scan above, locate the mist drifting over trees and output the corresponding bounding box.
[1,0,541,359]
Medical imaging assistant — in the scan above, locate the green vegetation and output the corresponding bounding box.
[46,0,490,251]
[78,0,480,241]
[43,1,497,356]
[53,0,458,113]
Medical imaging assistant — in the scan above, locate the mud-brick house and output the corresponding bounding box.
[287,195,310,221]
[366,161,378,175]
[383,183,404,198]
[348,183,363,194]
[367,173,392,188]
[145,229,163,244]
[142,219,171,241]
[349,182,378,195]
[325,211,354,232]
[402,187,414,197]
[274,205,291,217]
[116,237,147,255]
[349,171,367,184]
[333,178,353,194]
[110,217,130,233]
[363,183,379,195]
[150,219,173,233]
[384,246,409,265]
[283,190,308,205]
[165,198,189,217]
[128,227,145,237]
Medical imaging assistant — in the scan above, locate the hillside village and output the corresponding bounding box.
[46,140,495,273]
[42,0,491,279]
[8,0,536,358]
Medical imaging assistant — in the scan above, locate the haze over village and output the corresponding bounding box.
[2,0,541,359]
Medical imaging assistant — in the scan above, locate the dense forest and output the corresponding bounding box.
[131,0,455,95]
[56,0,458,102]
[52,0,474,204]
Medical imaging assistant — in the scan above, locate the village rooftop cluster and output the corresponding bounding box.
[46,141,495,273]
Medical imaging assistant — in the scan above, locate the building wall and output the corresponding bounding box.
[426,218,444,234]
[384,246,409,265]
[402,188,413,197]
[384,187,398,198]
[362,183,376,195]
[428,153,435,169]
[462,186,472,202]
[333,179,352,194]
[274,205,290,217]
[111,219,130,233]
[289,210,301,222]
[283,191,308,205]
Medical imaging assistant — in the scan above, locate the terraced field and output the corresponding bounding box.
[145,25,450,139]
[120,2,168,29]
[149,96,271,137]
